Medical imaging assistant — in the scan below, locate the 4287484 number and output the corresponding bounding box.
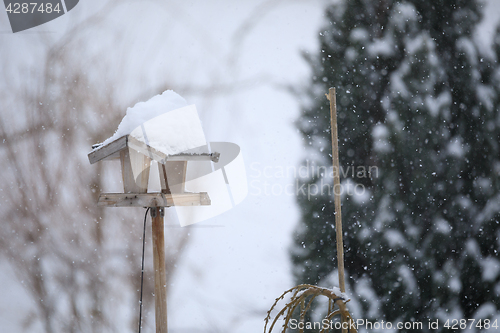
[5,2,61,14]
[444,319,498,330]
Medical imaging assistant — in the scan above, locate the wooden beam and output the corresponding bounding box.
[88,135,220,164]
[327,87,347,333]
[88,136,128,164]
[163,152,220,163]
[120,149,151,193]
[97,192,211,207]
[159,161,187,194]
[128,136,220,163]
[151,207,168,333]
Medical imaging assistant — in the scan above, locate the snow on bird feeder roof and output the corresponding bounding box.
[89,90,219,164]
[88,90,219,208]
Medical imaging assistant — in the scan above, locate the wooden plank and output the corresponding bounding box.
[152,207,168,333]
[97,192,211,207]
[88,136,128,164]
[128,135,220,163]
[164,152,220,163]
[158,161,187,194]
[158,163,171,194]
[120,149,151,193]
[89,135,220,164]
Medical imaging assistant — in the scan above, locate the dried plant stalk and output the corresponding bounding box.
[264,284,357,333]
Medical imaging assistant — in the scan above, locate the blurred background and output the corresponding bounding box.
[0,1,325,332]
[1,0,500,332]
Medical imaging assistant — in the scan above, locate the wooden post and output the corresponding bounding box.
[151,207,167,333]
[327,88,347,332]
[120,148,151,193]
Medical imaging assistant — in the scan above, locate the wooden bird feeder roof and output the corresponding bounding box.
[88,134,220,165]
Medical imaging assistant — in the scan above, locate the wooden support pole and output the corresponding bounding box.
[151,207,167,333]
[327,88,347,333]
[327,87,345,293]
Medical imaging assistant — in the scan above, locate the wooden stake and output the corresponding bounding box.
[327,88,346,332]
[326,88,345,293]
[152,207,168,333]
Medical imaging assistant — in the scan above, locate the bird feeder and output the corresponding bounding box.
[88,132,219,333]
[88,134,219,207]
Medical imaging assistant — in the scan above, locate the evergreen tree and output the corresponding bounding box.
[292,0,500,331]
